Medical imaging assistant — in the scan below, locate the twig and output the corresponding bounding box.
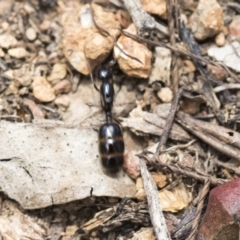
[213,158,240,176]
[145,157,227,186]
[155,87,184,155]
[214,83,240,93]
[140,158,171,240]
[155,22,170,36]
[167,0,179,94]
[177,112,240,161]
[162,139,196,153]
[186,180,210,240]
[122,0,155,36]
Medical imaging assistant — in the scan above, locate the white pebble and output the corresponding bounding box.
[157,87,173,103]
[26,27,37,41]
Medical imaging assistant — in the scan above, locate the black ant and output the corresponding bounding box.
[97,67,124,173]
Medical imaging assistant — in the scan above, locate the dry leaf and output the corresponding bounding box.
[0,200,47,239]
[136,178,192,212]
[159,182,192,212]
[0,121,135,209]
[130,227,155,240]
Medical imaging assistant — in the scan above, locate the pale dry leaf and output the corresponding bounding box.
[136,178,192,212]
[0,120,135,209]
[159,182,192,212]
[130,227,155,240]
[0,200,47,240]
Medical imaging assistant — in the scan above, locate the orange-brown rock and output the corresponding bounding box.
[141,0,166,18]
[62,4,120,75]
[114,24,152,78]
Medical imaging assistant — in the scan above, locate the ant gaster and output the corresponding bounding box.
[98,67,124,173]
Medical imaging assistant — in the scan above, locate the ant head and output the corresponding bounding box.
[98,67,112,81]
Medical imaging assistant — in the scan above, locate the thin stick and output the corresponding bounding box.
[177,112,240,161]
[214,83,240,93]
[186,180,210,240]
[144,156,227,186]
[167,0,179,94]
[140,158,171,240]
[155,86,184,156]
[122,0,155,36]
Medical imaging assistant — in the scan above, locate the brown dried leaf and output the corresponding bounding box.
[159,182,192,212]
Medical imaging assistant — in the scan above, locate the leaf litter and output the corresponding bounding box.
[0,0,240,239]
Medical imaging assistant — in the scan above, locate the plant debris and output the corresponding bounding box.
[0,0,240,239]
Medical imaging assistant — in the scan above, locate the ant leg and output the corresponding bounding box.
[90,72,99,92]
[115,75,125,94]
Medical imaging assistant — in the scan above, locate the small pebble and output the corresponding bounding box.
[54,95,70,109]
[1,22,9,31]
[23,3,35,14]
[32,76,56,102]
[141,0,166,18]
[8,47,29,59]
[19,87,29,96]
[0,34,17,49]
[47,63,67,84]
[26,27,37,41]
[123,151,140,179]
[157,87,173,103]
[190,0,224,40]
[40,20,51,32]
[215,32,225,47]
[0,48,5,57]
[53,80,72,95]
